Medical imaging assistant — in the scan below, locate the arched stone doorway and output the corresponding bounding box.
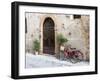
[43,17,55,54]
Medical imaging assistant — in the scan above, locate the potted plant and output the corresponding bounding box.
[33,39,40,55]
[57,33,68,49]
[56,33,68,58]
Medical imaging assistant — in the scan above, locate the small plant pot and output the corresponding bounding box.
[60,45,64,51]
[35,51,38,55]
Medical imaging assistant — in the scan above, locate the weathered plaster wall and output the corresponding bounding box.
[25,13,89,60]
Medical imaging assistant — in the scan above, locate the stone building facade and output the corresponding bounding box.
[25,13,89,61]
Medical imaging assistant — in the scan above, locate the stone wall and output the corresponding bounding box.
[25,13,89,60]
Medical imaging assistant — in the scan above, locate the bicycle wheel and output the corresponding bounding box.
[77,51,83,61]
[70,56,79,63]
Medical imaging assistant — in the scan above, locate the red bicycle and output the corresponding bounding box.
[64,47,83,63]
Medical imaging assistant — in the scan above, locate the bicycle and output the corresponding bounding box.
[64,47,83,63]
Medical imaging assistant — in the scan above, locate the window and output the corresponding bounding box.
[74,15,81,19]
[25,17,27,33]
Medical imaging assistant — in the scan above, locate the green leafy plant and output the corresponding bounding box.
[56,33,68,46]
[33,39,40,52]
[56,33,68,58]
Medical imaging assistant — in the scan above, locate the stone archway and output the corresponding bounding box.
[43,17,55,54]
